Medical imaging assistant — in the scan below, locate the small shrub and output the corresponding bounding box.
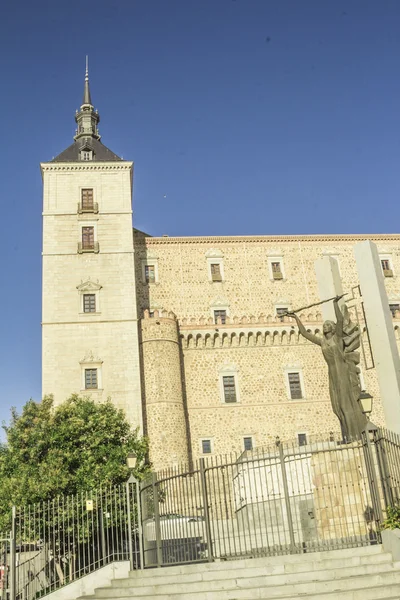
[382,504,400,530]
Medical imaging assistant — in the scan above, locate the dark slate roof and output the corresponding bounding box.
[51,138,122,162]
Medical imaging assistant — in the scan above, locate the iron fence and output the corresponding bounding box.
[141,431,388,567]
[2,428,400,598]
[0,481,141,600]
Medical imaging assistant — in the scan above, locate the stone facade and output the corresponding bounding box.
[133,232,400,470]
[41,76,400,473]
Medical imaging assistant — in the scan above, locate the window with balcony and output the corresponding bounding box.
[78,188,98,213]
[78,226,99,253]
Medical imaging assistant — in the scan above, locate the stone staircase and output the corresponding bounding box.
[81,544,400,599]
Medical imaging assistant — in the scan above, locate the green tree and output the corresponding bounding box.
[0,395,148,529]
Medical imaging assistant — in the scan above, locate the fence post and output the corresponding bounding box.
[373,429,395,509]
[362,426,384,527]
[152,473,163,567]
[136,480,144,570]
[126,479,134,571]
[9,507,16,600]
[199,458,214,562]
[277,442,297,553]
[98,508,107,567]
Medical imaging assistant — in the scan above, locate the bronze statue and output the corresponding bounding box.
[288,296,367,440]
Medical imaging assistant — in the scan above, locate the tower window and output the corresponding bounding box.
[211,263,222,281]
[82,227,94,250]
[81,189,94,210]
[81,150,93,161]
[144,265,156,284]
[288,372,303,400]
[85,368,98,389]
[389,303,400,317]
[222,376,237,403]
[214,310,227,325]
[83,294,96,313]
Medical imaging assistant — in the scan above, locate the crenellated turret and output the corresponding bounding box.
[140,310,189,471]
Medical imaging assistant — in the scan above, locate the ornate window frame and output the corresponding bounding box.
[76,279,102,315]
[79,352,103,392]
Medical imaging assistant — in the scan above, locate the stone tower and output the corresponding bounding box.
[41,61,142,428]
[140,310,189,471]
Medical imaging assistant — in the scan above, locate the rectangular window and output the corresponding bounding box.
[83,294,96,313]
[144,265,155,284]
[223,375,237,403]
[82,226,94,250]
[276,307,288,322]
[85,368,98,389]
[288,372,303,399]
[214,309,227,324]
[271,261,283,280]
[298,433,307,447]
[201,439,212,454]
[381,259,393,277]
[389,304,400,317]
[243,437,253,451]
[211,263,222,281]
[81,189,94,210]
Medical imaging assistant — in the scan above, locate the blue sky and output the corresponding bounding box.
[0,0,399,420]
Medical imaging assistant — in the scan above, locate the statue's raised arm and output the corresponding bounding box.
[288,313,322,346]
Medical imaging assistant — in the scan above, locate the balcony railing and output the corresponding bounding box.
[77,202,99,214]
[78,241,100,254]
[272,271,283,280]
[383,268,393,277]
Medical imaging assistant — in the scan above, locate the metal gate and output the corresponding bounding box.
[141,432,386,566]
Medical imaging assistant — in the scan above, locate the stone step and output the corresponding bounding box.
[122,552,392,587]
[129,544,383,579]
[92,569,400,599]
[111,560,399,593]
[260,586,400,600]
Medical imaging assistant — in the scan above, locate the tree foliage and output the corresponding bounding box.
[0,395,148,529]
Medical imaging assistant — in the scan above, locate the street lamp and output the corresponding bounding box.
[126,453,137,471]
[358,391,373,417]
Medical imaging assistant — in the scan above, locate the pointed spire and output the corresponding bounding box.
[83,55,92,105]
[74,57,100,141]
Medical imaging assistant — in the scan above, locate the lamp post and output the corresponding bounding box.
[126,453,144,571]
[358,391,384,526]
